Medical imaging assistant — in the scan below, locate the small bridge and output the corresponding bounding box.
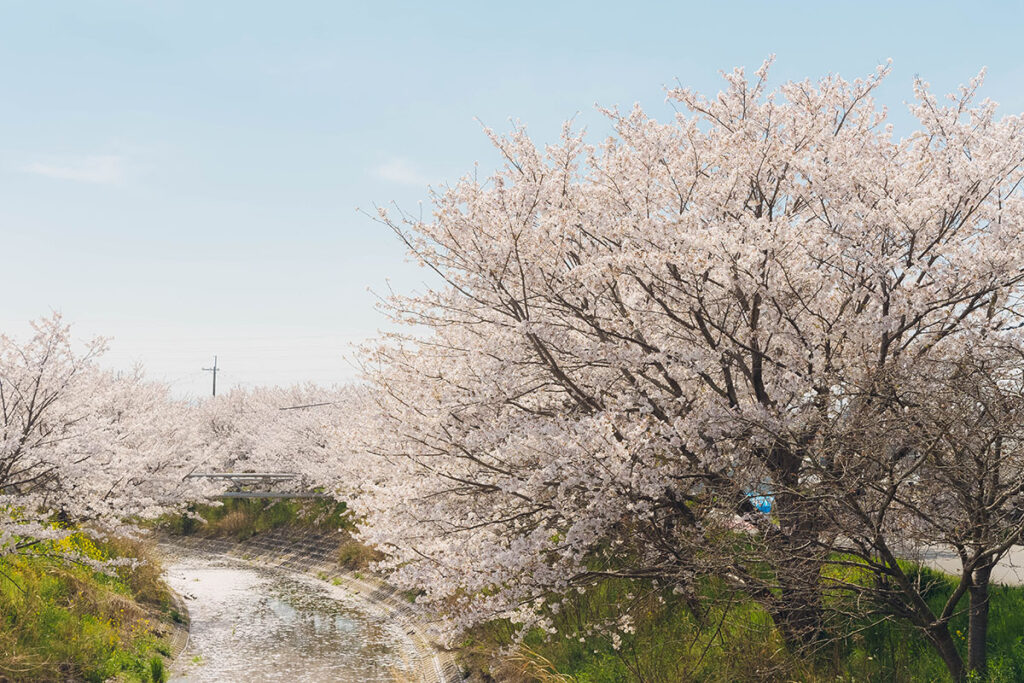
[185,472,330,499]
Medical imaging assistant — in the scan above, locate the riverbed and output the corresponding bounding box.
[162,548,421,682]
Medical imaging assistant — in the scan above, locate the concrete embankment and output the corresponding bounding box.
[165,588,191,663]
[157,528,462,683]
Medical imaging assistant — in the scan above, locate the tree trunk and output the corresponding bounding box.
[774,564,825,649]
[967,563,994,677]
[770,516,826,650]
[929,624,966,683]
[770,469,826,651]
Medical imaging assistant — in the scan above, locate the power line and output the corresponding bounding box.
[278,401,339,411]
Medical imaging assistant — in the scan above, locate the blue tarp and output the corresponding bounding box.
[747,491,774,514]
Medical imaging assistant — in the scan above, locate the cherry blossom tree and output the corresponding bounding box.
[0,314,202,556]
[820,345,1024,679]
[348,59,1024,679]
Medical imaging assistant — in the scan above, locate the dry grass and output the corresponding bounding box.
[103,536,170,609]
[209,510,251,538]
[336,536,384,570]
[488,646,577,683]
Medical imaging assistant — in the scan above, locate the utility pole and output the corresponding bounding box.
[202,355,219,396]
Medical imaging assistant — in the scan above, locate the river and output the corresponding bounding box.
[162,547,422,682]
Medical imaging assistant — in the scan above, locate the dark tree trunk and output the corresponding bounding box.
[773,562,825,649]
[770,461,826,651]
[967,563,994,677]
[929,624,966,683]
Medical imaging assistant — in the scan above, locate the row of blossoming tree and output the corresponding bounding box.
[337,61,1024,681]
[0,313,349,563]
[0,314,200,557]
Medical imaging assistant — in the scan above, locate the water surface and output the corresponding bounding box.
[164,549,419,682]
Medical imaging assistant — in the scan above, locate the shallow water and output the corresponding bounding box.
[163,549,419,682]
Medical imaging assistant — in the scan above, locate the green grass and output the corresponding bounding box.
[161,498,354,540]
[0,533,176,682]
[818,560,1024,682]
[461,577,801,683]
[460,566,1024,683]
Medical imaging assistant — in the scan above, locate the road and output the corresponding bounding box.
[915,545,1024,586]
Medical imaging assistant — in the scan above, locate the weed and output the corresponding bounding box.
[0,535,177,682]
[160,499,354,541]
[149,656,166,682]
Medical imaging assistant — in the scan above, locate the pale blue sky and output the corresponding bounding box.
[1,1,1022,396]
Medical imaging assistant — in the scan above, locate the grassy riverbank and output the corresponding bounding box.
[161,498,352,539]
[160,498,380,570]
[459,567,1024,683]
[0,532,179,683]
